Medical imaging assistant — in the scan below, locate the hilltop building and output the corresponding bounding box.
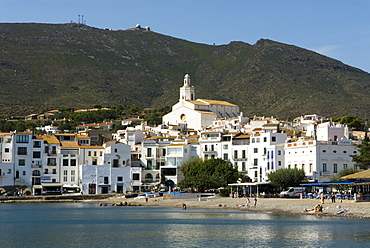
[162,74,240,130]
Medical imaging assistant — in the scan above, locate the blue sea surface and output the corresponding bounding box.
[0,203,369,247]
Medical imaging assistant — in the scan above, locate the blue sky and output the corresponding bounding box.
[1,0,370,72]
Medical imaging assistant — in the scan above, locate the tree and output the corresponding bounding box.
[177,158,240,192]
[350,137,370,169]
[267,168,305,190]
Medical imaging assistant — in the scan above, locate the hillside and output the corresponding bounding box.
[1,23,370,119]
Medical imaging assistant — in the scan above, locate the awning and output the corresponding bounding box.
[63,184,79,188]
[228,182,272,186]
[41,183,63,187]
[98,184,111,187]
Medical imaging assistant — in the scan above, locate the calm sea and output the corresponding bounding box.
[0,203,369,248]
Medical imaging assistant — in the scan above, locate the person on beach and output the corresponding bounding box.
[321,193,325,204]
[253,197,257,207]
[246,198,251,207]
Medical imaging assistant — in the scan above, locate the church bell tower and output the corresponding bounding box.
[179,74,195,101]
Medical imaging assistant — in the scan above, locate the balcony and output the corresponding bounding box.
[233,157,247,161]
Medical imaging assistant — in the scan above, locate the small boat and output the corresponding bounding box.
[336,209,349,215]
[124,193,138,198]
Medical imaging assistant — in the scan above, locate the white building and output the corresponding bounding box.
[163,74,240,130]
[284,137,357,182]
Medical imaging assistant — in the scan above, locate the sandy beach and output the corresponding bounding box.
[101,196,370,219]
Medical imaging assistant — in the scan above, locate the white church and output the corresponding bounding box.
[162,74,240,130]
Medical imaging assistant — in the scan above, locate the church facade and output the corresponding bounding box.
[162,74,240,130]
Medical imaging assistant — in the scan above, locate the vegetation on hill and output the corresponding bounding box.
[1,23,370,119]
[0,104,171,133]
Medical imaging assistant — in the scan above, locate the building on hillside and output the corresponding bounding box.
[162,74,240,130]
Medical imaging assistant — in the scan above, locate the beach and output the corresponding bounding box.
[103,196,370,219]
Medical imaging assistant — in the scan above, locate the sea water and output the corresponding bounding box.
[0,203,369,248]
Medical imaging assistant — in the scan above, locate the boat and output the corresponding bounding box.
[124,193,138,198]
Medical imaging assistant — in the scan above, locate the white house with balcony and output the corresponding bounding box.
[284,137,357,182]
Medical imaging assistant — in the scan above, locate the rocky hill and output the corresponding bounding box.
[1,23,370,119]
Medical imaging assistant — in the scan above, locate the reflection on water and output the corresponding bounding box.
[0,203,369,247]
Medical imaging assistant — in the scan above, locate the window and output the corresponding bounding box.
[254,148,258,153]
[33,151,41,158]
[32,170,40,176]
[16,135,29,143]
[48,158,56,166]
[19,159,26,166]
[147,160,153,170]
[33,141,41,148]
[70,159,76,166]
[113,159,119,168]
[63,170,68,182]
[147,148,152,157]
[63,159,69,166]
[17,147,27,155]
[323,163,327,172]
[333,163,338,173]
[71,170,75,181]
[4,148,9,153]
[253,158,258,166]
[132,173,140,180]
[117,176,123,181]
